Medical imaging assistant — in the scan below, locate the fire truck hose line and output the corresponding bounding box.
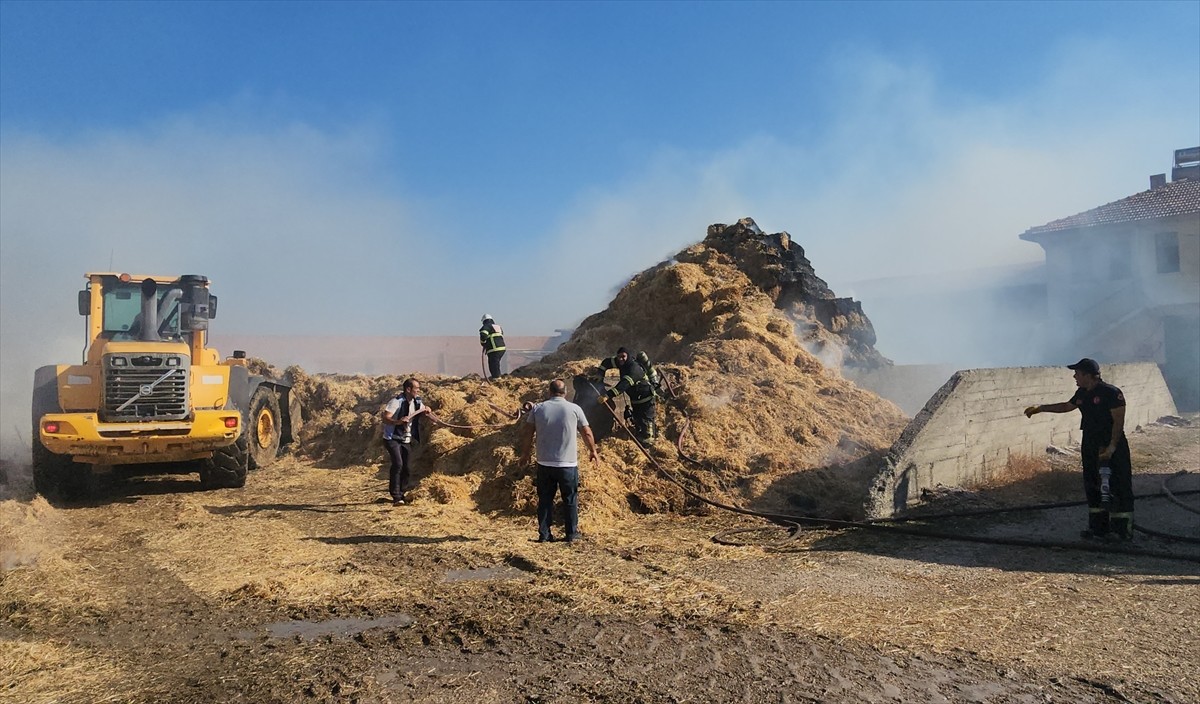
[582,379,1200,565]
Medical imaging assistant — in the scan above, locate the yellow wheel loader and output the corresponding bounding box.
[31,273,300,498]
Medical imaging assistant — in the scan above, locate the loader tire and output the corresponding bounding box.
[247,387,282,470]
[199,432,248,489]
[285,391,304,445]
[32,439,92,500]
[31,366,92,500]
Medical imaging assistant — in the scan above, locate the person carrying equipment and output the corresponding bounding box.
[1023,358,1134,541]
[479,314,507,380]
[380,378,431,506]
[595,347,657,443]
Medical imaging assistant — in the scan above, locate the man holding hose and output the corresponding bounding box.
[1024,358,1133,541]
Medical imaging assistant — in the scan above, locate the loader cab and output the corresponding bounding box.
[81,273,219,365]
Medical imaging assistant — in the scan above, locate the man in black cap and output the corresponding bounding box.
[1024,358,1133,540]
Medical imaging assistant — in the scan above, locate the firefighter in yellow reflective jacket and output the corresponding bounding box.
[479,315,507,380]
[596,347,656,443]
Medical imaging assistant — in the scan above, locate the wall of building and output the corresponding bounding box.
[864,363,1178,518]
[1043,214,1199,327]
[1035,212,1199,410]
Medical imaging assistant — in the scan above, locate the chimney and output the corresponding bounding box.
[1150,173,1167,189]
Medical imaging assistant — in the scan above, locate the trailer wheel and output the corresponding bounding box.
[247,387,282,470]
[199,432,248,489]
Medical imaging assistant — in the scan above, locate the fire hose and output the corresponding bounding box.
[1162,469,1200,517]
[867,470,1200,545]
[419,373,1198,560]
[426,399,525,431]
[585,377,1200,564]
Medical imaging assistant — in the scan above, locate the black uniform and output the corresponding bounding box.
[598,353,656,443]
[479,319,506,379]
[1069,380,1133,538]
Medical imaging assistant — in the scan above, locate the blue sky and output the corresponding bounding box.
[1,1,1198,381]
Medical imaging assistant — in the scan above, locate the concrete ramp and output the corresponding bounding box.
[865,363,1177,518]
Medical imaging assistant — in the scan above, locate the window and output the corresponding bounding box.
[1156,232,1180,274]
[102,281,182,340]
[102,286,142,338]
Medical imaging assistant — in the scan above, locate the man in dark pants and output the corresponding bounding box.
[479,315,506,380]
[1024,358,1134,540]
[596,347,657,443]
[517,379,599,543]
[381,378,430,506]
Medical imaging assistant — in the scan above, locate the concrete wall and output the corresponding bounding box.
[864,363,1178,518]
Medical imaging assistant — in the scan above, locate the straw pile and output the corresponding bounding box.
[288,218,907,528]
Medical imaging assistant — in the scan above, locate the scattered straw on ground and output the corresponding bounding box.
[0,496,119,625]
[0,639,127,704]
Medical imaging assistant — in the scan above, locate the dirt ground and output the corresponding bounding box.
[2,415,1197,704]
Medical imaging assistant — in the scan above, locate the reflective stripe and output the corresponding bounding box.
[482,331,506,352]
[1089,508,1106,514]
[1109,512,1133,518]
[631,395,654,405]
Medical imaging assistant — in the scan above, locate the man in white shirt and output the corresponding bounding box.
[517,379,599,542]
[381,378,430,506]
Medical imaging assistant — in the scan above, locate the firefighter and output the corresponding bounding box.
[1024,358,1134,541]
[596,347,657,443]
[634,350,662,394]
[479,314,506,380]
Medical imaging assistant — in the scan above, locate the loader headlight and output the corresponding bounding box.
[166,356,181,367]
[110,356,128,367]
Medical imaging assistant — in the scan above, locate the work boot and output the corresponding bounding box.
[1087,509,1110,537]
[1110,516,1134,541]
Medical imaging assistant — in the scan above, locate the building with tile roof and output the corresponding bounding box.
[1019,147,1200,409]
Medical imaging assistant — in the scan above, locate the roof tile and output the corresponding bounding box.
[1021,178,1200,237]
